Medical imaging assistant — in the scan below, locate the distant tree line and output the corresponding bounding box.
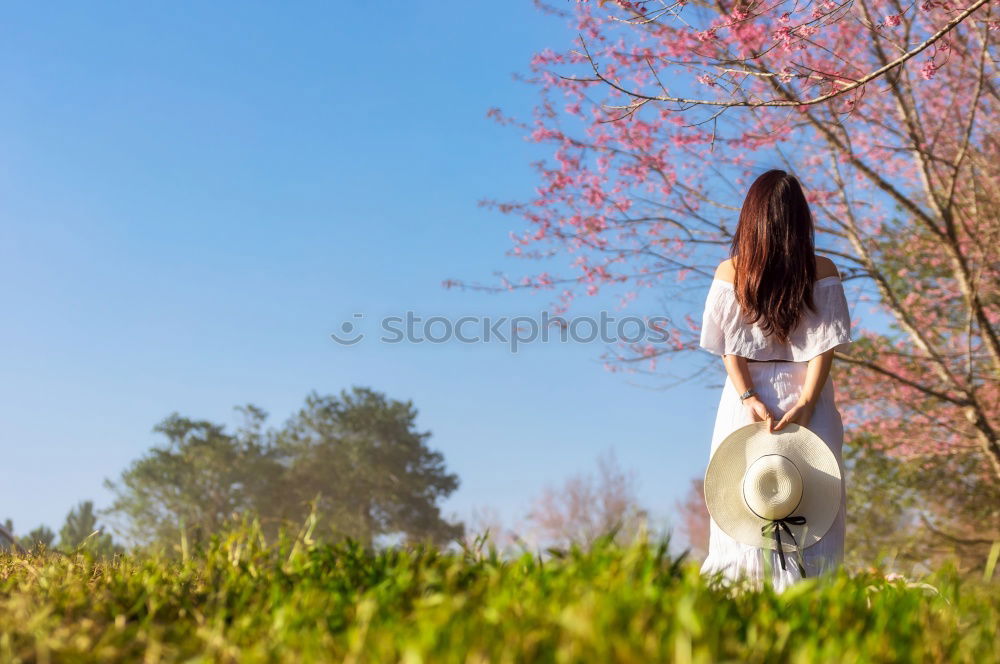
[3,500,123,557]
[101,386,463,555]
[4,386,463,558]
[4,384,664,562]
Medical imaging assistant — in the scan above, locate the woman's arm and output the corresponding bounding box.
[773,347,835,430]
[723,354,775,426]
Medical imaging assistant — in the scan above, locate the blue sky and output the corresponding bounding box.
[0,2,855,551]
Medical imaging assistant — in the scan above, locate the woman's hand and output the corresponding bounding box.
[773,397,817,431]
[743,395,774,426]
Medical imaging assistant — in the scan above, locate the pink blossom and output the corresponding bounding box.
[695,27,718,42]
[884,14,901,27]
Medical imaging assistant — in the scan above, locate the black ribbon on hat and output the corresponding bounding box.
[761,515,807,576]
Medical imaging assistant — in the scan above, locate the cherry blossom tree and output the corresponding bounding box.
[452,0,999,560]
[462,504,523,554]
[524,449,649,550]
[462,451,651,555]
[674,477,710,561]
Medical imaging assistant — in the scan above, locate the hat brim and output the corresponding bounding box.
[704,421,842,551]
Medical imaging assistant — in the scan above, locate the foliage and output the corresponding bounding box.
[5,503,125,558]
[101,409,277,551]
[844,432,1000,576]
[58,500,125,558]
[0,513,996,663]
[102,387,463,554]
[273,388,462,548]
[17,526,55,554]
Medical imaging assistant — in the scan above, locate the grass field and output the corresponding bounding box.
[1,515,997,663]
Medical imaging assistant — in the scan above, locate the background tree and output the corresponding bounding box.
[453,0,999,566]
[1,517,53,553]
[103,387,463,553]
[844,432,1000,577]
[524,449,649,550]
[274,388,463,548]
[102,410,275,551]
[18,525,55,553]
[58,500,124,558]
[674,477,709,562]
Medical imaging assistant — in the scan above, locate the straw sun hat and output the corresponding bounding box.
[703,421,843,576]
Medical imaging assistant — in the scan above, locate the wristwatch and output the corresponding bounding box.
[738,387,757,403]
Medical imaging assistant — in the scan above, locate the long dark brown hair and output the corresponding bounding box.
[730,169,817,344]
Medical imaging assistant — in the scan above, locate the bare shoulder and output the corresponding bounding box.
[718,255,839,282]
[815,255,841,279]
[714,258,736,283]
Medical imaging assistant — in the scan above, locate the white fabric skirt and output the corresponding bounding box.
[700,360,846,592]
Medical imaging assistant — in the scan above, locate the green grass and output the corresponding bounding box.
[1,515,997,663]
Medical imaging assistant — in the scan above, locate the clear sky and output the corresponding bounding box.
[0,2,837,552]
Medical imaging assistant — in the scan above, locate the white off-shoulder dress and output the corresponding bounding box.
[698,276,854,591]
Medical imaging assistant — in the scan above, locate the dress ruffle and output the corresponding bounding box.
[699,276,853,362]
[701,504,845,593]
